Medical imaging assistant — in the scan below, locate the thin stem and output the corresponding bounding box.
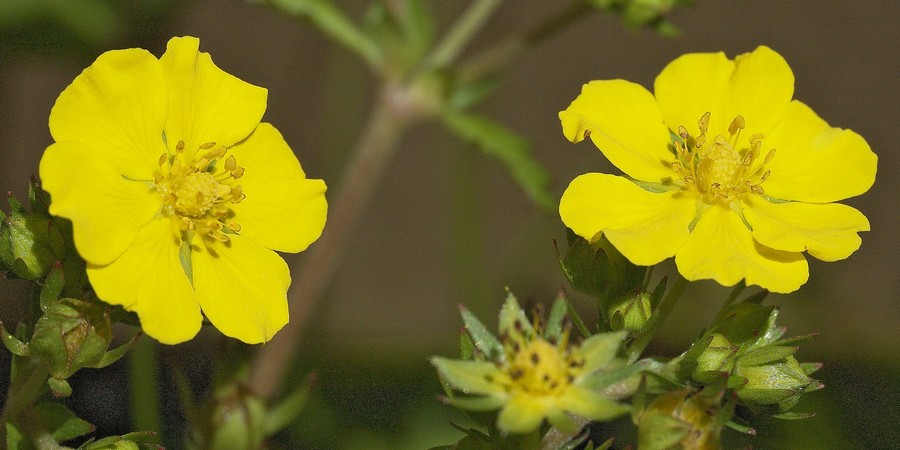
[129,336,161,441]
[248,86,418,399]
[263,0,382,70]
[458,0,592,82]
[627,273,688,362]
[1,358,51,447]
[426,0,504,69]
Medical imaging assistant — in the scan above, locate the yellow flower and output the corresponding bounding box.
[432,295,628,434]
[38,37,327,344]
[559,46,876,293]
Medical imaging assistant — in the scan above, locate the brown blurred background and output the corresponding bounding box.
[1,1,898,448]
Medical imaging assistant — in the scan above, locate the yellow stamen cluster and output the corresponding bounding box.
[672,112,775,203]
[154,140,246,242]
[496,316,584,396]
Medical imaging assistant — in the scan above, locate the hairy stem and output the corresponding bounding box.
[248,86,420,398]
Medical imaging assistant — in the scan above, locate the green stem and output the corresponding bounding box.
[264,0,382,70]
[426,0,504,69]
[627,273,688,362]
[1,358,51,447]
[128,336,161,441]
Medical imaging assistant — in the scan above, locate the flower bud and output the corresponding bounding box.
[608,291,653,333]
[691,333,738,383]
[0,195,65,280]
[190,385,267,450]
[28,298,113,383]
[637,389,730,450]
[734,354,820,413]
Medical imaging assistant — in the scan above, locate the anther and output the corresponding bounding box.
[678,125,690,141]
[751,185,764,194]
[231,166,245,179]
[749,133,764,144]
[224,155,237,172]
[695,134,707,148]
[759,170,771,183]
[671,162,684,172]
[698,112,711,134]
[764,149,776,164]
[158,153,167,166]
[728,115,746,135]
[199,141,217,150]
[176,140,185,152]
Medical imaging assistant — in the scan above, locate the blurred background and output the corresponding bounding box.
[0,0,897,448]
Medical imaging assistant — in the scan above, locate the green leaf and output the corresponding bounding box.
[459,305,503,361]
[459,328,475,359]
[94,332,139,368]
[6,422,30,450]
[441,110,553,211]
[35,402,95,443]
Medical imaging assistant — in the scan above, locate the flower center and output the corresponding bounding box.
[671,112,775,203]
[508,339,575,395]
[155,140,246,242]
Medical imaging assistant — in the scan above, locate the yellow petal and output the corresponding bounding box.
[675,203,808,293]
[743,197,870,262]
[48,47,167,180]
[86,219,201,344]
[762,101,877,203]
[160,36,267,155]
[654,50,733,137]
[39,142,161,265]
[654,46,793,138]
[559,174,695,265]
[558,386,629,421]
[191,235,290,344]
[497,394,549,434]
[228,123,328,253]
[720,46,794,136]
[559,80,674,182]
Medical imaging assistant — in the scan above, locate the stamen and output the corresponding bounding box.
[764,149,776,164]
[678,125,689,141]
[199,141,217,150]
[224,155,237,172]
[728,115,746,135]
[698,112,711,134]
[176,140,185,152]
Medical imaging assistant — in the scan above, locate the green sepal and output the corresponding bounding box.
[39,264,65,312]
[738,345,799,367]
[637,412,690,450]
[459,305,503,361]
[498,293,532,341]
[440,110,554,211]
[724,419,756,435]
[774,332,819,347]
[47,377,72,397]
[543,294,568,343]
[0,321,29,356]
[94,332,140,369]
[772,411,816,420]
[35,402,95,442]
[577,331,626,375]
[179,231,194,285]
[459,328,475,360]
[800,362,823,375]
[562,290,591,339]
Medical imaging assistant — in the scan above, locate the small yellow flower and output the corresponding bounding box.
[559,46,876,293]
[39,36,327,344]
[432,295,629,434]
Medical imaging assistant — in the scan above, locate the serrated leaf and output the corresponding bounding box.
[459,305,503,361]
[441,111,553,211]
[35,402,95,443]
